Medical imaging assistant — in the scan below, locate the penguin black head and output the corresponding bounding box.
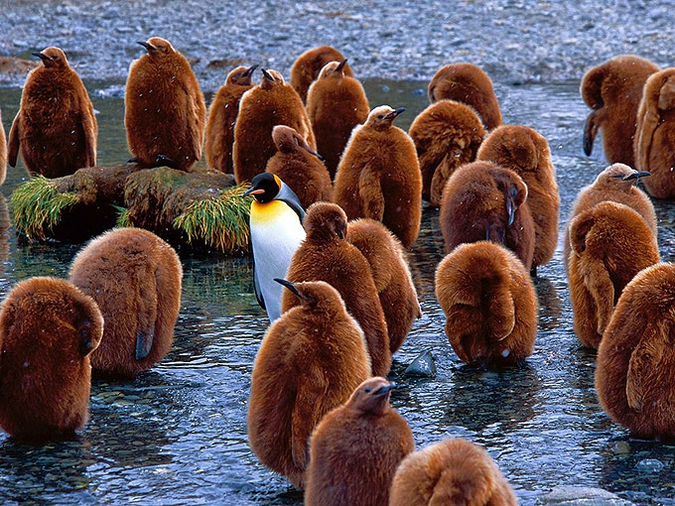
[32,47,68,69]
[243,173,306,221]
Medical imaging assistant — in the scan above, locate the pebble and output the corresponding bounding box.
[403,349,437,378]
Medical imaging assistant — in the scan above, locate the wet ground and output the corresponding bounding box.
[1,78,675,504]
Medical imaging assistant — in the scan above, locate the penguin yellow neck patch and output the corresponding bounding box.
[251,200,299,223]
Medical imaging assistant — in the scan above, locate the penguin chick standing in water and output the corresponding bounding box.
[125,37,206,171]
[244,173,306,322]
[334,105,422,248]
[204,64,258,174]
[8,47,97,178]
[248,279,371,490]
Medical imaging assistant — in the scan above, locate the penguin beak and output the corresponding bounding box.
[336,58,348,73]
[384,107,406,120]
[32,51,52,62]
[274,278,301,298]
[623,171,651,181]
[373,383,396,397]
[260,68,274,81]
[242,64,259,78]
[242,186,264,197]
[137,41,155,53]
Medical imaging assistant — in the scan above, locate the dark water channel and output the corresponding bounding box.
[1,79,675,505]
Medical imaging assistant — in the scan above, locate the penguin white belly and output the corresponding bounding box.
[250,200,306,321]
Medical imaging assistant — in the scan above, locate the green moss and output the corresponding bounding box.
[113,206,133,228]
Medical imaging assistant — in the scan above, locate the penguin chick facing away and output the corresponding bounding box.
[124,37,206,171]
[248,279,371,490]
[304,377,415,506]
[8,47,97,178]
[290,45,354,104]
[69,228,183,378]
[244,172,306,322]
[0,277,103,442]
[435,241,538,369]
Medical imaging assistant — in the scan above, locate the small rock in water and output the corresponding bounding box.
[538,485,634,505]
[403,349,436,378]
[636,458,665,473]
[612,441,631,454]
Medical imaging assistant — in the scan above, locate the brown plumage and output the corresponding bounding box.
[333,105,422,248]
[69,228,183,378]
[124,37,206,171]
[439,161,535,271]
[435,241,538,368]
[563,163,656,271]
[596,263,675,440]
[290,46,354,104]
[634,67,675,198]
[568,201,660,349]
[304,377,414,506]
[427,63,502,130]
[248,279,371,490]
[266,125,333,208]
[8,47,97,178]
[0,277,103,441]
[233,68,316,183]
[306,60,370,178]
[204,64,257,174]
[409,99,486,206]
[581,55,659,167]
[346,218,421,354]
[390,438,517,506]
[0,108,6,185]
[477,124,560,272]
[282,202,391,377]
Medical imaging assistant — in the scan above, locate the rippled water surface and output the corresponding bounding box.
[1,80,675,505]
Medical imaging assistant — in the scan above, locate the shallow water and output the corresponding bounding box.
[1,80,675,505]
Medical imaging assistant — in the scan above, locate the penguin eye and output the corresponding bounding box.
[364,386,371,393]
[377,115,384,120]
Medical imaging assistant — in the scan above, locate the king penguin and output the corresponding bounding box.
[243,172,306,322]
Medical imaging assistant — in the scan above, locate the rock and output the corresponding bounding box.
[538,485,634,505]
[403,349,437,378]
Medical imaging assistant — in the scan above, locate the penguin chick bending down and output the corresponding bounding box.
[409,99,486,206]
[290,45,354,104]
[204,64,258,174]
[248,279,371,490]
[346,218,421,354]
[596,262,675,440]
[477,124,560,273]
[568,201,660,350]
[427,63,503,130]
[69,228,183,378]
[234,68,316,184]
[563,163,656,272]
[439,160,535,272]
[282,202,391,377]
[124,37,206,171]
[435,241,538,369]
[334,105,422,248]
[634,67,675,199]
[8,47,97,178]
[390,438,517,506]
[244,172,306,322]
[306,59,370,178]
[266,124,333,209]
[581,55,659,167]
[304,377,415,506]
[0,277,103,441]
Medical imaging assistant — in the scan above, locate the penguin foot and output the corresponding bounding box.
[155,154,181,170]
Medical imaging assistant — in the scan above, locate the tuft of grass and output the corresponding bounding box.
[173,184,252,253]
[113,205,133,228]
[10,176,81,240]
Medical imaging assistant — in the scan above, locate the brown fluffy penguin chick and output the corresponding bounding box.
[0,108,6,185]
[306,60,370,178]
[409,99,486,206]
[435,241,538,368]
[333,105,422,248]
[634,68,675,198]
[390,438,517,506]
[346,218,421,354]
[69,228,183,378]
[568,201,659,350]
[477,124,560,272]
[124,37,206,171]
[248,279,371,490]
[282,202,391,377]
[266,125,333,208]
[439,161,535,271]
[304,377,414,506]
[563,163,656,272]
[7,47,97,178]
[581,55,659,167]
[596,263,675,440]
[290,45,354,104]
[234,68,316,183]
[427,63,502,130]
[0,277,103,441]
[204,64,257,174]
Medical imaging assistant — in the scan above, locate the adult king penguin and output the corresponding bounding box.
[244,173,306,322]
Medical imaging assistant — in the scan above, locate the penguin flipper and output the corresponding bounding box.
[253,264,266,310]
[626,325,664,412]
[136,330,154,360]
[135,270,159,361]
[359,165,385,221]
[7,113,20,168]
[82,105,98,167]
[291,366,328,469]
